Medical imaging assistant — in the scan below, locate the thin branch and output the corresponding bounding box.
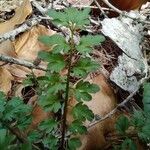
[0,54,47,71]
[0,17,41,43]
[94,0,108,18]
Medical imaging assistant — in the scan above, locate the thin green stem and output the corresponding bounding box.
[60,27,75,149]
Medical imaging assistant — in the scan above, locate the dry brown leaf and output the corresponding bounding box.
[6,25,55,81]
[0,67,13,94]
[0,0,32,34]
[0,40,17,59]
[67,74,117,150]
[0,0,32,67]
[14,25,55,61]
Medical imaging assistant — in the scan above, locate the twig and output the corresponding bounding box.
[0,54,47,71]
[0,17,41,43]
[94,0,108,18]
[101,0,122,14]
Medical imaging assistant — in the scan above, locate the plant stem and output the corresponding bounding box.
[60,28,74,149]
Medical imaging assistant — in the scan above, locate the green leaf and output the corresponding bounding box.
[3,97,31,121]
[42,135,58,150]
[72,102,94,122]
[121,138,137,150]
[138,119,150,142]
[27,131,42,143]
[48,8,91,29]
[39,119,58,133]
[115,115,129,135]
[0,129,6,144]
[38,94,61,113]
[75,90,92,102]
[69,120,87,134]
[68,138,82,150]
[20,143,32,150]
[131,111,145,128]
[76,35,105,54]
[47,74,66,94]
[38,34,70,53]
[0,129,16,150]
[39,52,66,72]
[74,80,100,102]
[73,58,100,78]
[143,83,150,113]
[37,74,66,94]
[17,115,32,130]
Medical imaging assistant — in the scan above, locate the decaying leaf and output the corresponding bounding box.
[0,67,13,94]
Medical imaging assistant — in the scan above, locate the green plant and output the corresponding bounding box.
[114,82,150,150]
[0,91,32,150]
[35,7,105,150]
[0,7,105,150]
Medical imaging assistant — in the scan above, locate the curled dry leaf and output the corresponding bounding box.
[67,74,118,150]
[0,67,13,94]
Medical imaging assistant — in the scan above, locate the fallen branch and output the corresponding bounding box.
[0,17,41,43]
[0,54,47,71]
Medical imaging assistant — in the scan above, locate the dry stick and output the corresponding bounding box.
[87,74,149,129]
[94,0,108,18]
[0,54,47,71]
[0,17,41,43]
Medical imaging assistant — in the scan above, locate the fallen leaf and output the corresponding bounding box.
[0,40,17,59]
[0,67,13,94]
[8,25,55,80]
[14,25,55,61]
